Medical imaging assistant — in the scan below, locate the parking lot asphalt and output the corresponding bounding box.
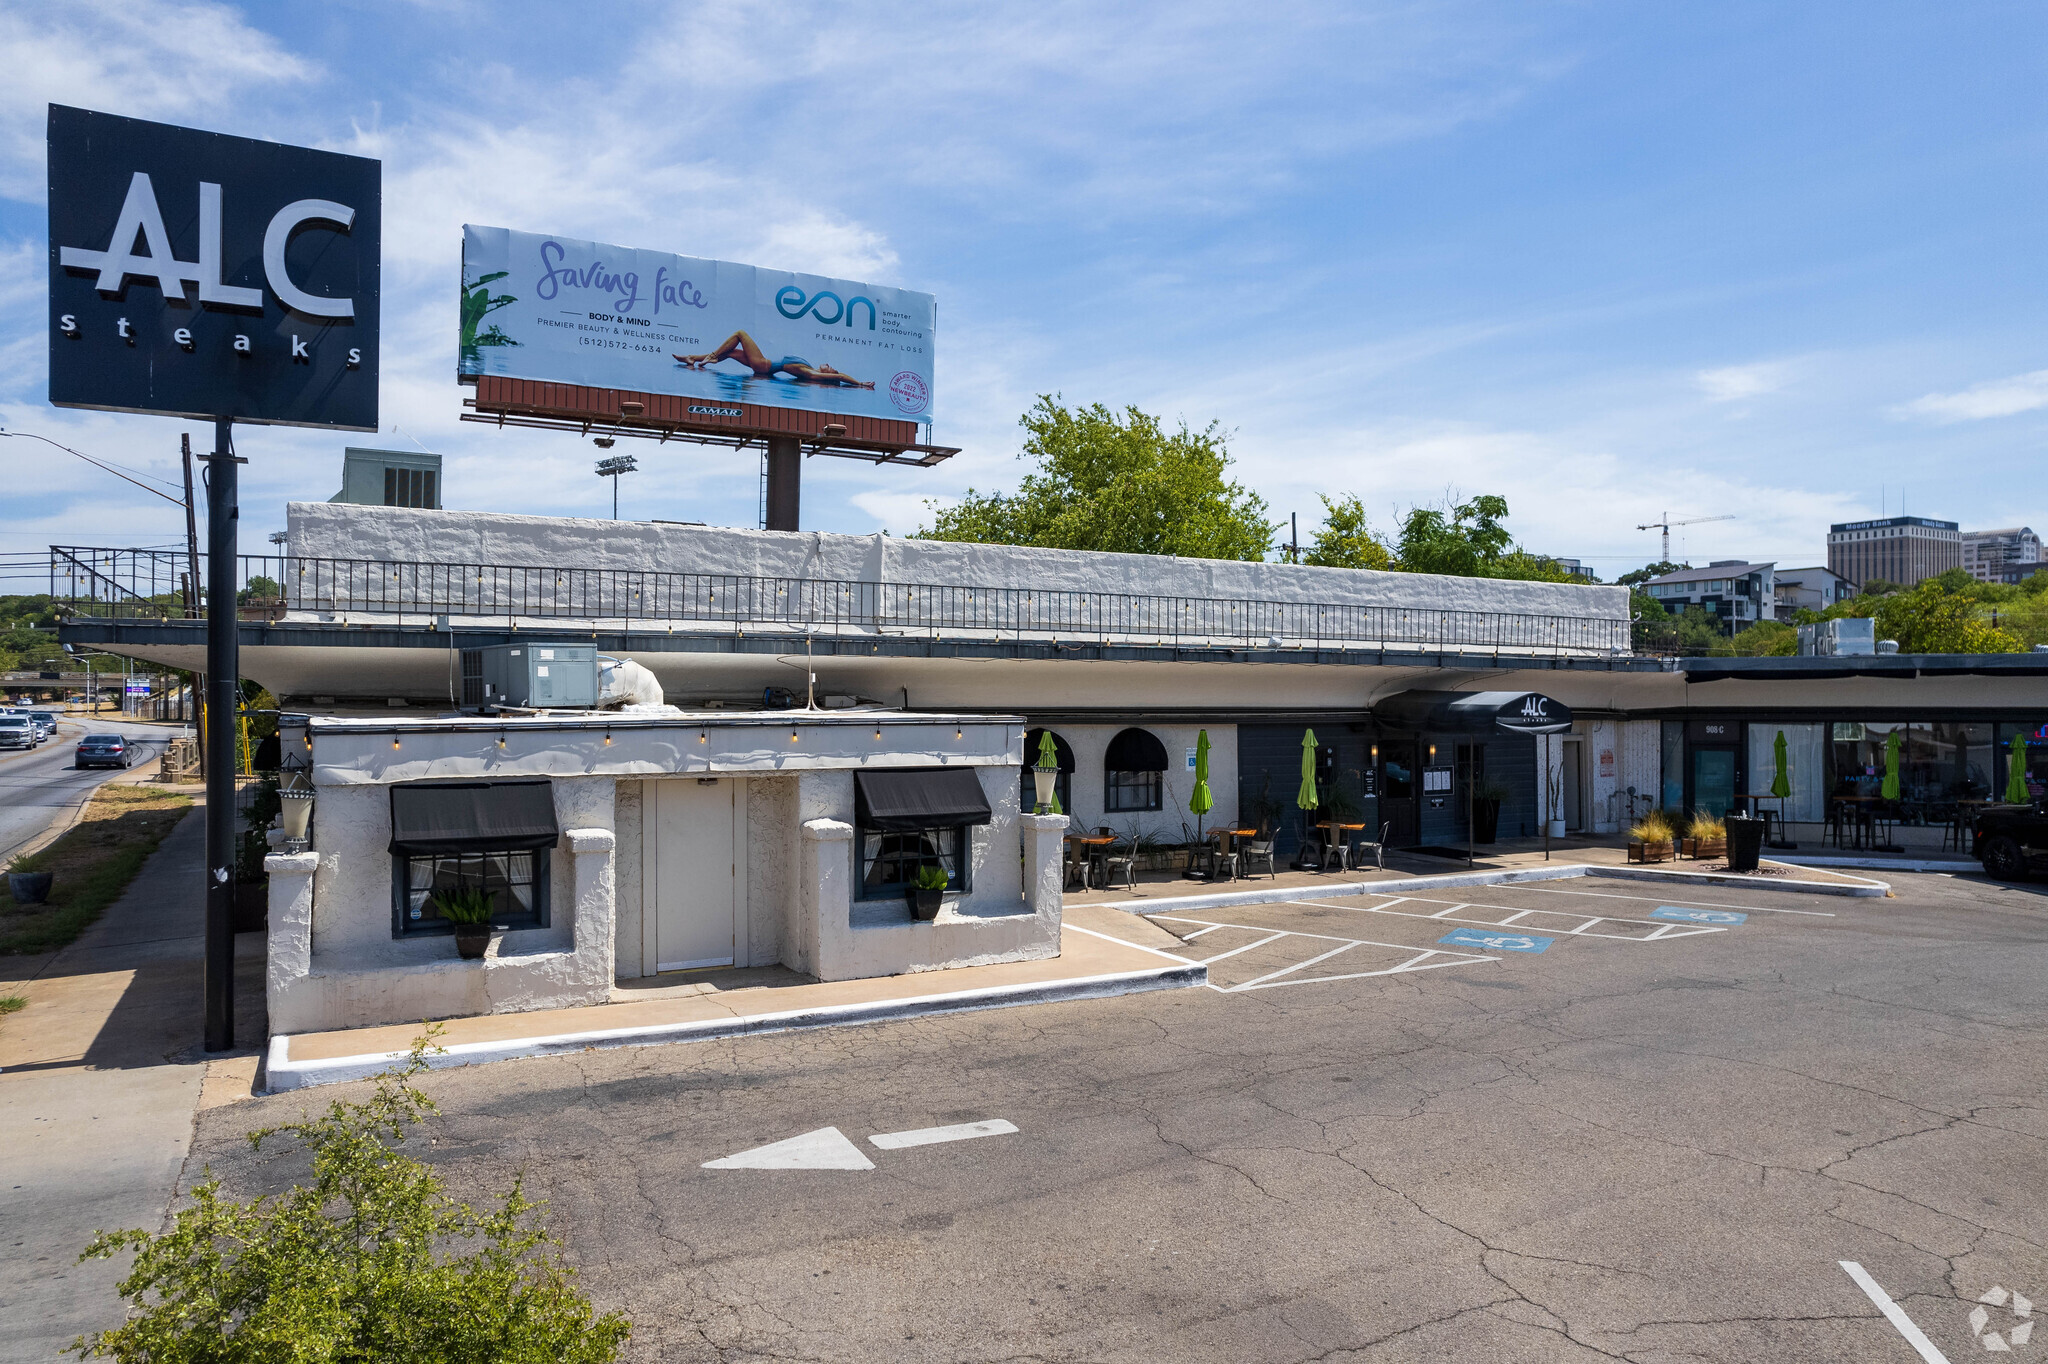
[184,872,2048,1362]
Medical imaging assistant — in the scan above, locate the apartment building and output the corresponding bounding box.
[1641,560,1775,629]
[1772,566,1857,620]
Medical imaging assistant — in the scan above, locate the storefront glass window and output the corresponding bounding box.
[1998,722,2048,804]
[1828,722,1993,805]
[1660,721,1684,812]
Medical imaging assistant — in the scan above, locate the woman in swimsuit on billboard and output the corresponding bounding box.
[674,331,874,388]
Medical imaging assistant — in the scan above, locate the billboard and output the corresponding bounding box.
[460,226,933,427]
[47,105,380,430]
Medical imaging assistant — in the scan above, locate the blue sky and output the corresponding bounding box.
[3,1,2045,579]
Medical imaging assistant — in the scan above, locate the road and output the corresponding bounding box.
[0,709,177,861]
[189,871,2048,1362]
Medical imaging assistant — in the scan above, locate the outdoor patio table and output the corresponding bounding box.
[1316,822,1368,869]
[1066,834,1116,888]
[1209,827,1257,880]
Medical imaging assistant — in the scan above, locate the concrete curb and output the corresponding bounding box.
[1084,858,1887,915]
[1768,854,1978,875]
[264,960,1208,1092]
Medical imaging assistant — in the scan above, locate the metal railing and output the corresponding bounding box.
[51,546,1633,654]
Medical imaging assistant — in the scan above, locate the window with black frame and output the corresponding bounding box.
[388,778,559,937]
[1104,727,1168,812]
[853,767,992,902]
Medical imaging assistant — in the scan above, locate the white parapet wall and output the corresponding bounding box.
[284,502,1630,637]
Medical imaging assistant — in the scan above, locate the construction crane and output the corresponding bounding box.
[1637,511,1736,564]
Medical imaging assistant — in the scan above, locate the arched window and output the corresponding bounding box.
[1021,728,1074,815]
[1104,727,1168,812]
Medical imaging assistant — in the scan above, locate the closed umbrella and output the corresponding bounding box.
[1190,729,1214,837]
[1034,731,1064,816]
[1770,730,1791,799]
[1881,730,1902,801]
[1297,729,1320,811]
[2007,734,2031,804]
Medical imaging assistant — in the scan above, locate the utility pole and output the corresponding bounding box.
[201,416,244,1053]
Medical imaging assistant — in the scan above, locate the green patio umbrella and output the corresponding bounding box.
[1034,730,1064,815]
[1770,730,1792,799]
[2006,734,2030,804]
[1296,728,1321,811]
[1190,729,1214,835]
[1881,730,1902,801]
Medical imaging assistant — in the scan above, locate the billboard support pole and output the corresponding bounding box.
[202,416,244,1053]
[764,436,801,532]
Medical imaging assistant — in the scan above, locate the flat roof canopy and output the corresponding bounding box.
[1374,689,1573,736]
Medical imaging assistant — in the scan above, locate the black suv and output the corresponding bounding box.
[1973,804,2048,880]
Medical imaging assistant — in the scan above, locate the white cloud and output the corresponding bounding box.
[0,0,317,200]
[1696,361,1794,403]
[1891,368,2048,423]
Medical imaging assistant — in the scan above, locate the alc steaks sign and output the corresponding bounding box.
[46,105,380,430]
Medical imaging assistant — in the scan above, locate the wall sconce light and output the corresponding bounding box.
[1428,744,1436,759]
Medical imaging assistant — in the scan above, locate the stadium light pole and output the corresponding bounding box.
[596,452,638,519]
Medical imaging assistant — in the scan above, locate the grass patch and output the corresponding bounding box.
[0,995,24,1015]
[0,782,192,955]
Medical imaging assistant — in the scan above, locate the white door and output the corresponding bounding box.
[645,778,742,973]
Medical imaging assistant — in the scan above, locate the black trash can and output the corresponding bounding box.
[1725,815,1765,873]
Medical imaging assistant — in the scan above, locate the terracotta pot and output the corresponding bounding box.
[454,925,491,959]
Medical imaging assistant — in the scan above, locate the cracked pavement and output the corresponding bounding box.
[187,873,2048,1361]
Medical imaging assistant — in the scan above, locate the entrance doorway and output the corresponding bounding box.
[644,778,745,974]
[1380,741,1419,847]
[1692,748,1737,819]
[1561,737,1585,832]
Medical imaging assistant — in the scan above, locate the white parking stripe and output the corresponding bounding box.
[1236,950,1497,991]
[1428,903,1470,919]
[1297,897,1730,944]
[1515,884,1835,917]
[1194,931,1290,966]
[1496,909,1533,925]
[1230,940,1360,990]
[1839,1261,1952,1363]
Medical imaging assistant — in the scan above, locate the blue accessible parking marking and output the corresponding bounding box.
[1650,907,1748,925]
[1438,928,1554,954]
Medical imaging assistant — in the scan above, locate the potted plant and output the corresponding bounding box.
[1473,777,1511,844]
[1681,812,1726,860]
[907,865,948,921]
[1627,811,1676,863]
[7,852,52,906]
[433,886,496,959]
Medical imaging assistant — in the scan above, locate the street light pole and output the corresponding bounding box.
[201,416,244,1053]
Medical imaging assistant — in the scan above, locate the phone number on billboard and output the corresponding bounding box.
[579,338,664,354]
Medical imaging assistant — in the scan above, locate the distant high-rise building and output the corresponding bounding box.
[1961,527,2040,583]
[1825,516,1959,588]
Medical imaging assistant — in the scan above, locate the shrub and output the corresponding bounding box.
[1629,812,1674,844]
[914,864,950,892]
[70,1033,629,1363]
[430,885,496,925]
[1687,813,1726,841]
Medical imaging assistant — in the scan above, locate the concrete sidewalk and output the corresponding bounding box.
[0,802,266,1364]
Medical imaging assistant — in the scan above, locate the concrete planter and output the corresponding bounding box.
[8,871,52,904]
[1627,840,1675,864]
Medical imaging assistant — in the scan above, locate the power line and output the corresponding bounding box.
[0,430,187,504]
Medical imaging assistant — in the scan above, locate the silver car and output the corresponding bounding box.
[0,716,34,750]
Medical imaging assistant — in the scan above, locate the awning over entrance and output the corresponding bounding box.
[855,768,994,832]
[1374,690,1573,736]
[388,779,560,855]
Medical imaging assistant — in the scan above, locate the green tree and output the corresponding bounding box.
[1302,494,1391,570]
[1390,494,1575,581]
[919,397,1272,560]
[70,1036,630,1363]
[1617,561,1685,588]
[1729,619,1798,656]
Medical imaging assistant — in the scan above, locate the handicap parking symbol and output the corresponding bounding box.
[1438,928,1553,953]
[1650,907,1747,925]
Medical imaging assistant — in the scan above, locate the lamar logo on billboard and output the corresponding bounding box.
[47,105,380,431]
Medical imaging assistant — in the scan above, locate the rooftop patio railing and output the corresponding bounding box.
[50,545,1634,655]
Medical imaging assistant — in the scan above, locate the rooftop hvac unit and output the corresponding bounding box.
[460,644,599,708]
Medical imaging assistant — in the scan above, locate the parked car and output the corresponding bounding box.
[1973,804,2048,880]
[75,734,132,769]
[0,715,34,750]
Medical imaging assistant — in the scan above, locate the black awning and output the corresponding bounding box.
[1104,727,1169,772]
[1374,689,1573,736]
[389,779,561,856]
[856,768,993,832]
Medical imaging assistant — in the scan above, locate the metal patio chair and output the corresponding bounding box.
[1239,837,1276,879]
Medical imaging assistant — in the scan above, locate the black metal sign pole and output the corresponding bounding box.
[764,435,801,531]
[202,416,243,1052]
